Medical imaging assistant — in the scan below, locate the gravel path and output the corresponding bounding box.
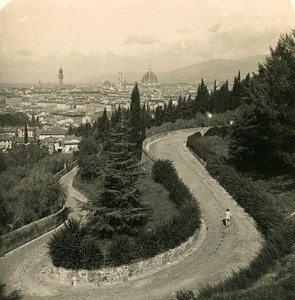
[0,132,263,300]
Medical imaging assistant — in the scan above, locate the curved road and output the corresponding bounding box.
[0,132,262,300]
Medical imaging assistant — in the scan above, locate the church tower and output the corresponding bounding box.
[58,67,64,85]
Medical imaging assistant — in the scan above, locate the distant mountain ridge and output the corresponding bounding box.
[76,55,267,85]
[158,55,267,85]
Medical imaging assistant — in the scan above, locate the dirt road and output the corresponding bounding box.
[0,132,262,300]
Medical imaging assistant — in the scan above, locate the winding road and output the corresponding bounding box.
[0,131,263,300]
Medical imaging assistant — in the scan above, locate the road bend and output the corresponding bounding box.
[0,132,263,300]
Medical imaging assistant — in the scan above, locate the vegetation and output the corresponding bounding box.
[175,30,295,300]
[0,284,22,300]
[0,148,73,235]
[48,83,201,270]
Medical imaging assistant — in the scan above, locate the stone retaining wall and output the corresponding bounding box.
[49,222,205,286]
[0,206,68,256]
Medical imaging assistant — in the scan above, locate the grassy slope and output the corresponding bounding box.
[73,172,179,229]
[196,136,295,300]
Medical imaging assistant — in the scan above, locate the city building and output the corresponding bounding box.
[58,67,64,85]
[142,67,158,86]
[0,134,14,151]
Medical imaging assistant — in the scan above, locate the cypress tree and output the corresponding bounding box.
[24,124,28,144]
[129,83,142,155]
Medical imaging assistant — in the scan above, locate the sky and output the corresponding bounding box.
[0,0,294,83]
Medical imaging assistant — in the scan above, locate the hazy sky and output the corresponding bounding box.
[0,0,295,83]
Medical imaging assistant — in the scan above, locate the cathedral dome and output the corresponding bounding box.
[102,80,111,89]
[142,68,157,85]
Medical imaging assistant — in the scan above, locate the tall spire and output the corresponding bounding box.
[58,67,64,85]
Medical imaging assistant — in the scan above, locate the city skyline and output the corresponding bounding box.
[0,0,295,83]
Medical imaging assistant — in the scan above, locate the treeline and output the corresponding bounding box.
[0,112,40,127]
[0,144,74,235]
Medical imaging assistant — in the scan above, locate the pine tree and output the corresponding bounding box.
[99,115,140,209]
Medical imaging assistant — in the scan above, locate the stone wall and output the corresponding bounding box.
[49,221,206,286]
[0,206,68,256]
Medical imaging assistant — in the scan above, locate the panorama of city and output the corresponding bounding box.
[0,1,294,300]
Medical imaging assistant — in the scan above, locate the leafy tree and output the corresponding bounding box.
[229,30,295,172]
[0,112,29,127]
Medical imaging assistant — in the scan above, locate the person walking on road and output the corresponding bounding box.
[224,209,232,227]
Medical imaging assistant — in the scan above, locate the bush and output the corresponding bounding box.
[152,159,177,184]
[107,235,138,266]
[204,126,230,138]
[48,219,103,270]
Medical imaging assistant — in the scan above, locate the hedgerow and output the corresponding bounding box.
[178,134,295,300]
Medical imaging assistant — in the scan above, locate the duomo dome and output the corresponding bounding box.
[142,68,157,85]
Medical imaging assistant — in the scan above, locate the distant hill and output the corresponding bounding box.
[158,55,267,85]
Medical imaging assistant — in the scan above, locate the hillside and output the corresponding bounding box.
[158,55,266,85]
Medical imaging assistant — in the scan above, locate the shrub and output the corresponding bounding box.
[152,159,177,184]
[48,219,103,270]
[107,235,138,266]
[204,126,230,138]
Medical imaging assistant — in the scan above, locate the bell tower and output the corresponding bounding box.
[58,67,64,85]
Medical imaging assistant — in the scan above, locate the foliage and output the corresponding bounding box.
[129,83,143,156]
[0,284,22,300]
[185,131,295,300]
[0,112,30,127]
[204,126,231,138]
[107,235,138,266]
[228,30,295,173]
[0,153,71,234]
[48,219,103,270]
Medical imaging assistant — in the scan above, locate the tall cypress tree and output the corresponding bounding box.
[129,83,142,155]
[195,78,210,113]
[24,124,28,144]
[140,104,146,144]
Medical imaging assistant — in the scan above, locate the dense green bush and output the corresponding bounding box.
[187,133,216,162]
[48,219,103,270]
[204,126,230,138]
[107,235,138,266]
